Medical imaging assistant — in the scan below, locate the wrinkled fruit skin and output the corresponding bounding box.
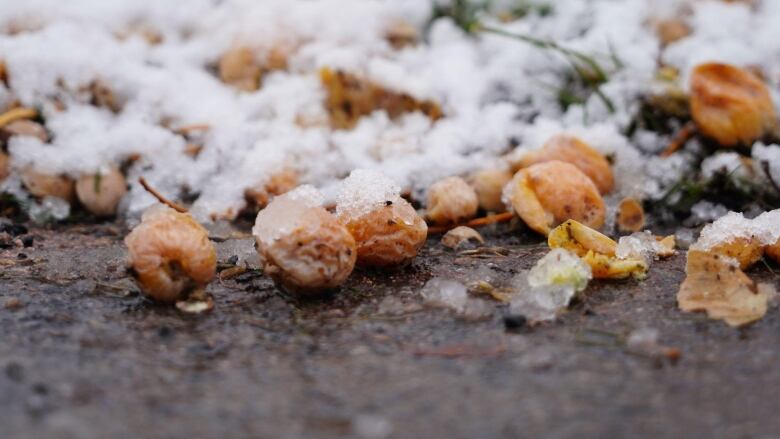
[516,135,614,194]
[427,176,479,225]
[708,237,764,270]
[22,168,76,202]
[125,207,216,303]
[260,208,357,295]
[75,167,127,217]
[507,161,605,235]
[469,168,512,212]
[341,198,427,267]
[690,62,777,148]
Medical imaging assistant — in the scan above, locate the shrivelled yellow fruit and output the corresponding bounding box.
[690,62,777,147]
[75,167,127,217]
[504,161,606,235]
[514,135,614,194]
[468,168,512,212]
[339,197,427,267]
[253,188,357,295]
[125,206,217,303]
[426,176,479,225]
[21,168,76,202]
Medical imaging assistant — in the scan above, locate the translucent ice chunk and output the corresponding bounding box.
[616,231,667,264]
[509,249,592,322]
[527,248,592,292]
[336,169,402,223]
[420,278,468,313]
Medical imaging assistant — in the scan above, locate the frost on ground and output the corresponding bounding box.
[1,0,778,222]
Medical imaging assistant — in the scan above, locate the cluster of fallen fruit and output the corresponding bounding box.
[119,61,780,327]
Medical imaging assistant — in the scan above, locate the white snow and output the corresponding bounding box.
[0,0,777,222]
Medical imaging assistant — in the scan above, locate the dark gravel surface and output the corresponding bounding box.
[1,222,779,439]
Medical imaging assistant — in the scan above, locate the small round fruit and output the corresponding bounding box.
[426,176,478,225]
[218,46,262,92]
[504,161,606,235]
[21,168,76,202]
[125,206,217,303]
[515,135,614,194]
[75,167,127,217]
[253,189,356,295]
[340,197,427,267]
[690,62,777,147]
[468,168,512,212]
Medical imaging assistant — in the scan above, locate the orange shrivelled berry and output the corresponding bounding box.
[514,135,614,194]
[690,62,777,148]
[504,161,606,236]
[125,206,217,303]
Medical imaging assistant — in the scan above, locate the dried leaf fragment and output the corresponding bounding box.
[320,67,442,130]
[442,226,484,249]
[616,198,645,233]
[548,220,648,279]
[677,250,768,327]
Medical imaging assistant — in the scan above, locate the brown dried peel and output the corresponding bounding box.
[677,250,768,327]
[548,220,648,280]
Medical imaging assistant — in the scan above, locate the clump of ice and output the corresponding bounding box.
[420,277,493,319]
[509,249,592,322]
[752,143,780,186]
[693,209,780,251]
[251,184,324,247]
[27,196,71,223]
[335,169,402,221]
[420,278,468,312]
[616,231,671,264]
[688,201,730,225]
[701,152,751,183]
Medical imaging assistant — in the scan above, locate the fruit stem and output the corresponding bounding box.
[138,176,188,213]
